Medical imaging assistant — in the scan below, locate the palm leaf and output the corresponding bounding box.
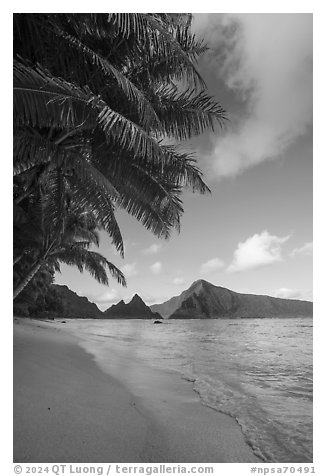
[14,60,98,129]
[96,103,166,163]
[143,13,206,89]
[157,145,211,194]
[171,22,208,62]
[68,177,124,257]
[106,13,148,41]
[68,154,120,201]
[43,168,67,238]
[50,24,161,131]
[53,245,126,286]
[14,61,167,165]
[105,13,205,89]
[97,150,185,238]
[152,86,227,140]
[14,130,66,176]
[62,211,100,247]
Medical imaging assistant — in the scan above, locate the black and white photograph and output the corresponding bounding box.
[12,8,314,468]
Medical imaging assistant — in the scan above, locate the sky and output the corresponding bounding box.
[54,13,313,310]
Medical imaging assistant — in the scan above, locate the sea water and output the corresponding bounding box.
[66,317,312,463]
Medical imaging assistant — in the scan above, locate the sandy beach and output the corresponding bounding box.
[13,318,262,463]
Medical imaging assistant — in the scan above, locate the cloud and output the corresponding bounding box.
[193,13,312,177]
[200,257,224,274]
[290,241,313,257]
[142,243,162,255]
[150,261,162,275]
[121,262,137,277]
[227,230,290,272]
[89,289,118,305]
[172,277,185,285]
[141,292,170,305]
[270,288,303,300]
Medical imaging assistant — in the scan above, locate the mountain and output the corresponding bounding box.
[53,285,103,318]
[104,294,162,319]
[150,279,313,319]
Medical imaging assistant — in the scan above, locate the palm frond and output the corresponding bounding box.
[14,60,97,129]
[97,150,185,238]
[62,211,100,247]
[171,23,208,62]
[143,14,206,89]
[68,154,120,201]
[13,130,67,176]
[152,86,227,140]
[43,168,66,238]
[106,13,148,41]
[157,145,211,194]
[96,103,166,163]
[54,245,126,286]
[50,24,161,130]
[68,177,124,257]
[14,61,167,165]
[105,13,205,89]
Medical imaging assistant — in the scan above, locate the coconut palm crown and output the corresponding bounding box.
[13,13,227,299]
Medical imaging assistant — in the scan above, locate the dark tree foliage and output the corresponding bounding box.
[13,13,226,302]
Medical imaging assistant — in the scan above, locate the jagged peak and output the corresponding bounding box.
[188,280,230,294]
[189,279,211,289]
[130,293,145,304]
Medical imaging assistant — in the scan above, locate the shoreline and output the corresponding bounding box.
[14,318,262,463]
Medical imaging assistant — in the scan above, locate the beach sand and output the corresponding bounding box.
[13,318,262,463]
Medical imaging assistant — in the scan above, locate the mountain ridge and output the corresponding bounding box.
[33,280,312,320]
[150,279,313,319]
[103,294,162,319]
[53,284,103,318]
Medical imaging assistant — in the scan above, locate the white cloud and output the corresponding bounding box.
[193,13,312,177]
[227,230,290,272]
[141,293,170,306]
[200,257,224,274]
[121,262,137,277]
[150,261,162,275]
[290,241,313,257]
[172,277,185,285]
[270,288,303,300]
[89,289,118,305]
[142,243,162,255]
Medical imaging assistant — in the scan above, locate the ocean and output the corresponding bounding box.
[67,317,313,463]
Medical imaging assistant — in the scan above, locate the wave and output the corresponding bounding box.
[183,371,312,463]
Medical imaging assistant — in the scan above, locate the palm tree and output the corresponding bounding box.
[13,13,227,298]
[13,172,125,299]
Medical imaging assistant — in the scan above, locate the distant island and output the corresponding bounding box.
[41,285,102,319]
[151,279,313,319]
[103,294,161,319]
[16,280,312,320]
[16,285,162,320]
